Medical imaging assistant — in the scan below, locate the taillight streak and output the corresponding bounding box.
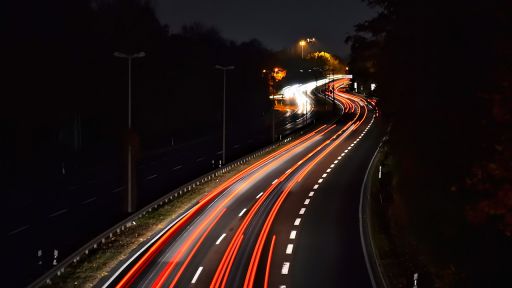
[210,125,338,287]
[148,125,336,287]
[264,235,276,288]
[244,93,370,287]
[212,92,370,288]
[114,126,327,287]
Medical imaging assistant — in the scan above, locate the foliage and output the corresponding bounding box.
[4,0,274,180]
[348,0,512,286]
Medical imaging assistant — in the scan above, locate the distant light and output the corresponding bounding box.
[371,83,376,91]
[299,40,306,46]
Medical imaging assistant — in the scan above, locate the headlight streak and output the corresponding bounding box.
[244,95,369,288]
[149,126,330,288]
[212,91,370,288]
[210,125,339,288]
[112,126,327,288]
[110,80,372,288]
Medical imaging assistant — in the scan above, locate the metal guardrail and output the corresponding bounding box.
[359,138,389,288]
[28,133,301,287]
[28,85,346,287]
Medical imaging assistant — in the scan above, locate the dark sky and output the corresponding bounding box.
[155,0,377,59]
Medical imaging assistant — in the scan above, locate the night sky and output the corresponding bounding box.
[155,0,377,59]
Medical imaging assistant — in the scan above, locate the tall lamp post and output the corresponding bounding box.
[114,51,145,213]
[299,38,315,59]
[299,40,306,59]
[215,65,235,166]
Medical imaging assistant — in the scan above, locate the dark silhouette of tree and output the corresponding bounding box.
[348,0,512,286]
[3,1,277,286]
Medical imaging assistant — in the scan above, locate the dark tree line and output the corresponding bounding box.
[348,0,511,286]
[3,0,274,192]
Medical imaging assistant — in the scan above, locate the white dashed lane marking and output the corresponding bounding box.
[286,244,294,254]
[282,262,290,274]
[216,233,226,245]
[191,267,203,284]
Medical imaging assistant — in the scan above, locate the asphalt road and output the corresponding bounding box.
[101,79,380,288]
[270,106,381,288]
[6,80,324,288]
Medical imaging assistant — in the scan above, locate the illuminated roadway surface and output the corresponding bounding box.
[274,77,347,136]
[100,81,379,288]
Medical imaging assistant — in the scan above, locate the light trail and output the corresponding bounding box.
[216,92,368,287]
[244,92,370,287]
[210,125,339,287]
[264,235,276,288]
[113,125,328,287]
[150,127,329,287]
[108,78,372,288]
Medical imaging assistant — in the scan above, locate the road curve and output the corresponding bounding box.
[100,79,379,288]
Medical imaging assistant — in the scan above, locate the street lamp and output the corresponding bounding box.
[299,40,306,59]
[299,38,316,59]
[114,51,145,213]
[215,65,235,166]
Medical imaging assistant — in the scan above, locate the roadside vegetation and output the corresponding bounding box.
[350,0,512,286]
[39,113,335,287]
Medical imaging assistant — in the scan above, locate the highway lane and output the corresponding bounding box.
[102,123,344,287]
[287,115,381,287]
[263,107,381,287]
[8,79,319,287]
[276,80,380,287]
[272,82,315,137]
[101,78,377,287]
[214,83,374,288]
[274,77,346,137]
[7,135,254,288]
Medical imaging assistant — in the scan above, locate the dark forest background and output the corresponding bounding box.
[3,0,278,200]
[2,0,340,193]
[2,2,340,286]
[348,0,511,286]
